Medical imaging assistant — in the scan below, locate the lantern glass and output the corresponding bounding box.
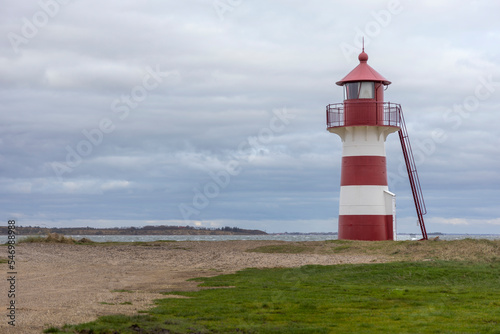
[359,82,374,99]
[344,82,374,99]
[344,82,358,100]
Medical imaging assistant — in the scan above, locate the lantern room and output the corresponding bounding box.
[332,50,393,127]
[336,50,391,97]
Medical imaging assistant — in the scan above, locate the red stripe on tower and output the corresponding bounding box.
[338,215,393,241]
[340,156,388,186]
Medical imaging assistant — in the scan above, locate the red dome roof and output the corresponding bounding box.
[336,51,391,86]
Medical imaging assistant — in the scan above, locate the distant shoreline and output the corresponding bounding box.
[0,225,267,236]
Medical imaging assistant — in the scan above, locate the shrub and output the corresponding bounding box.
[19,233,77,244]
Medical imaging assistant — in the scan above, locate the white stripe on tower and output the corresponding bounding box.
[339,185,390,215]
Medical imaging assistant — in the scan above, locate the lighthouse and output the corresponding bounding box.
[326,48,428,241]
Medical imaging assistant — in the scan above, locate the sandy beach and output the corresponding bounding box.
[0,240,385,333]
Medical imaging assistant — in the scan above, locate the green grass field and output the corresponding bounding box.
[49,260,500,334]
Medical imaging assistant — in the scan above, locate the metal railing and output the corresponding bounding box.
[326,102,402,128]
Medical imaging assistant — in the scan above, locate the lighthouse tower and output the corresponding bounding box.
[326,49,401,241]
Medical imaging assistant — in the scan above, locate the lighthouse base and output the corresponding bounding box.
[338,215,393,241]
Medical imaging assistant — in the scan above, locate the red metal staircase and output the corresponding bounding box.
[398,108,428,240]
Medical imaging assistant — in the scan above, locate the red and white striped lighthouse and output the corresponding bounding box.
[327,49,401,241]
[327,48,429,241]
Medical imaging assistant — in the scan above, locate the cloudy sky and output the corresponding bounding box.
[1,0,499,234]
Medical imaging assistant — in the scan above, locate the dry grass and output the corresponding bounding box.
[249,238,500,263]
[19,233,79,244]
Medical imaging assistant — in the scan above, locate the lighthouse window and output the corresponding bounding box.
[344,82,374,99]
[359,82,374,99]
[344,82,359,100]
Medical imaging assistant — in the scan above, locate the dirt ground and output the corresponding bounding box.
[0,240,384,333]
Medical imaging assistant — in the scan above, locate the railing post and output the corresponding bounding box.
[326,105,329,127]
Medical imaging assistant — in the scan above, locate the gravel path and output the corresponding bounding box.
[1,240,383,333]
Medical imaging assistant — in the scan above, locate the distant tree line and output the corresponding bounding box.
[0,225,267,236]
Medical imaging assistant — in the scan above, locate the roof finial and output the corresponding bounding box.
[358,38,368,63]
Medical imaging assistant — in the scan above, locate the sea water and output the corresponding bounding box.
[3,233,500,244]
